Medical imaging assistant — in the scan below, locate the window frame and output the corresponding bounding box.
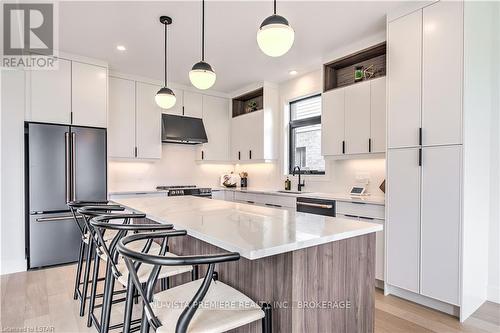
[288,94,325,175]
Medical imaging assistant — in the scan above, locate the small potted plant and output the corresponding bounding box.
[246,100,258,113]
[239,171,248,188]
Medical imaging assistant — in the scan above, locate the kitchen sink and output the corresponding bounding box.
[276,190,310,194]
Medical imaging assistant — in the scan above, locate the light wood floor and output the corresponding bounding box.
[1,264,499,333]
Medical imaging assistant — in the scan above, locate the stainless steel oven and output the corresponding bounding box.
[296,197,336,216]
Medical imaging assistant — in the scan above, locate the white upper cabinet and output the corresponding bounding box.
[420,145,461,305]
[183,91,203,118]
[162,88,183,116]
[230,113,246,161]
[231,109,266,161]
[26,56,107,128]
[108,77,161,160]
[387,10,422,148]
[197,95,230,161]
[345,80,371,154]
[370,77,386,153]
[322,77,385,157]
[321,88,345,156]
[136,82,162,159]
[28,57,72,124]
[108,77,135,158]
[422,1,463,146]
[230,83,278,162]
[71,61,107,128]
[386,148,421,293]
[245,110,265,160]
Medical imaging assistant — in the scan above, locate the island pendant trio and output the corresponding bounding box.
[155,0,294,109]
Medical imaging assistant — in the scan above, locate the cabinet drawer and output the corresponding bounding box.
[261,195,296,208]
[336,201,385,219]
[233,192,258,204]
[337,213,360,221]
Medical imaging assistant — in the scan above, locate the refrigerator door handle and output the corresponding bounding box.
[36,215,80,222]
[71,132,76,201]
[65,132,71,203]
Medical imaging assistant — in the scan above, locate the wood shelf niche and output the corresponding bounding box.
[323,42,386,92]
[232,87,264,118]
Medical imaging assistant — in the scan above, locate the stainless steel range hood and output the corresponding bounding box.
[161,113,208,144]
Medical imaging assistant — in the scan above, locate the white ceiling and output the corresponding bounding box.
[59,1,405,93]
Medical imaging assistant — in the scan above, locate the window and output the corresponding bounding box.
[289,94,325,174]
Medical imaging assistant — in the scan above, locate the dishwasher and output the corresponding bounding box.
[296,197,336,216]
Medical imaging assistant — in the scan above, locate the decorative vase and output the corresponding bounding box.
[241,177,248,188]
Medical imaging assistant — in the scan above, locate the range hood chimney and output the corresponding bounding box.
[161,114,208,144]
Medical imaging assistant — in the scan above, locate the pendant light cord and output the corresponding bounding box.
[273,0,276,15]
[202,0,205,61]
[164,23,167,86]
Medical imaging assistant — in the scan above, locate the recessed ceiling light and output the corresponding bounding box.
[289,70,298,75]
[116,45,126,51]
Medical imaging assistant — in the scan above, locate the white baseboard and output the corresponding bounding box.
[487,285,500,304]
[385,284,460,317]
[0,259,27,276]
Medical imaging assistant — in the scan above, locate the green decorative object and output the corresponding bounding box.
[247,100,258,112]
[354,66,364,82]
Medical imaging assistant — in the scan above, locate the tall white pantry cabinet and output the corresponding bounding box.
[385,0,497,321]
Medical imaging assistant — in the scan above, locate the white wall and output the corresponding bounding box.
[108,144,233,192]
[488,1,500,304]
[0,69,27,274]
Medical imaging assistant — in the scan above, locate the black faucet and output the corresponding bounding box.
[292,166,305,192]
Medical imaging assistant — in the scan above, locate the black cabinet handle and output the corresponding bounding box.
[419,127,422,146]
[342,140,345,154]
[344,214,359,218]
[238,151,241,160]
[201,150,204,160]
[351,201,366,205]
[135,147,138,158]
[265,203,282,207]
[249,150,252,159]
[368,138,372,153]
[418,148,422,166]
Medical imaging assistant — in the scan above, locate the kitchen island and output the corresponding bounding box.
[113,196,382,333]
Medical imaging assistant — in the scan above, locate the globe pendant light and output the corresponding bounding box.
[257,0,294,57]
[155,16,176,109]
[189,0,216,90]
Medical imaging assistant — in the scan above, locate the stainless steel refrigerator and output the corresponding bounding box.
[25,122,107,269]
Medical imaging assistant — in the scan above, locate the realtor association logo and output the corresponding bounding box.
[2,2,58,69]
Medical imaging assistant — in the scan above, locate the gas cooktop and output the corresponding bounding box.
[156,185,212,197]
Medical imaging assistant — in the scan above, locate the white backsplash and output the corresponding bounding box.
[235,158,386,196]
[108,144,233,192]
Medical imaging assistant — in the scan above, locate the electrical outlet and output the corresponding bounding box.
[355,172,370,185]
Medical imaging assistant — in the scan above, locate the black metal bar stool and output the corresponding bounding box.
[89,213,195,333]
[68,200,107,302]
[68,201,124,317]
[117,231,273,333]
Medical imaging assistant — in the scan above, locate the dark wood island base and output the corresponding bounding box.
[166,232,376,333]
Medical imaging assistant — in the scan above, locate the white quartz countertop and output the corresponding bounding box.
[112,196,383,260]
[212,187,385,205]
